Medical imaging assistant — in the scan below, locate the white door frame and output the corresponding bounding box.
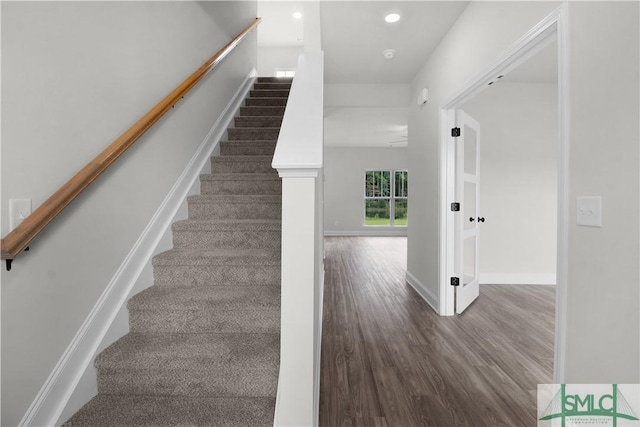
[437,5,569,383]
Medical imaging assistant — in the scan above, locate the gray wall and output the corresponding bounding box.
[462,82,557,282]
[258,46,303,76]
[324,147,408,235]
[407,1,638,382]
[0,2,257,425]
[563,1,638,382]
[407,0,560,310]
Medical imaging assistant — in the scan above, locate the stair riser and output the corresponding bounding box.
[189,203,281,220]
[250,90,290,98]
[245,98,288,107]
[200,180,282,196]
[129,310,280,333]
[220,144,276,156]
[212,159,276,174]
[257,77,293,83]
[253,83,292,90]
[97,369,278,397]
[173,230,281,250]
[240,107,285,117]
[234,117,283,128]
[228,128,280,140]
[152,264,280,287]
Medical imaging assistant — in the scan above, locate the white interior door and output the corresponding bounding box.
[455,110,481,314]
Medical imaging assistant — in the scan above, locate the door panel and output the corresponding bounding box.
[464,182,476,231]
[455,110,481,314]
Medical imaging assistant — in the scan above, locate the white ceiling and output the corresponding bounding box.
[257,1,557,149]
[257,1,305,47]
[320,1,469,84]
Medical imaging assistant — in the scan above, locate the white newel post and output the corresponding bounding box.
[272,52,324,427]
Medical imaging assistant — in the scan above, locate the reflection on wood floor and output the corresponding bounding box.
[319,237,555,427]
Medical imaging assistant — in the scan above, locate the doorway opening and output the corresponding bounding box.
[438,6,568,382]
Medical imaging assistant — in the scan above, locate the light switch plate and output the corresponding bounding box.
[576,196,602,227]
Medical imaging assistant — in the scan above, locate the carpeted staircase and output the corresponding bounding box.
[64,77,291,427]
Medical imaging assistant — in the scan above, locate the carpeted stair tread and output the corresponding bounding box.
[187,195,281,220]
[172,218,281,231]
[153,248,280,267]
[253,82,292,90]
[220,140,280,146]
[202,172,281,181]
[200,173,282,197]
[172,220,280,250]
[249,89,290,98]
[234,116,283,128]
[257,76,292,83]
[214,155,274,161]
[187,194,281,204]
[96,333,279,397]
[130,308,279,334]
[63,395,275,427]
[244,97,288,107]
[227,127,280,140]
[239,106,286,116]
[96,332,279,370]
[128,285,280,333]
[220,140,278,154]
[128,285,279,312]
[211,155,277,174]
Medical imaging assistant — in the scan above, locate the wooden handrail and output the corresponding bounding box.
[1,18,261,269]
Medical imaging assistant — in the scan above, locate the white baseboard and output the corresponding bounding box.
[324,229,407,237]
[479,273,556,285]
[313,266,325,427]
[405,271,439,313]
[19,69,258,427]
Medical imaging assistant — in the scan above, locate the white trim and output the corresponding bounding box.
[19,69,257,427]
[272,53,324,173]
[273,53,324,427]
[324,230,407,237]
[441,8,560,110]
[553,2,570,385]
[437,5,568,382]
[479,274,556,286]
[312,267,324,427]
[405,271,438,313]
[277,168,320,178]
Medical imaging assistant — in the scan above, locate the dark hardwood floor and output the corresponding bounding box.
[319,237,555,427]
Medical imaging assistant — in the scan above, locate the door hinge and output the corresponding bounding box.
[451,277,460,286]
[451,202,460,212]
[451,127,461,137]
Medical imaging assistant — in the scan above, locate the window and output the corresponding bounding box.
[275,69,296,78]
[365,170,408,226]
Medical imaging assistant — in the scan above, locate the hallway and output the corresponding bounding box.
[319,237,555,427]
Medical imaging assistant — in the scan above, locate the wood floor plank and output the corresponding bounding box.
[319,237,555,427]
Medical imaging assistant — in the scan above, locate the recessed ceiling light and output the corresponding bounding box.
[385,13,401,23]
[383,49,396,59]
[293,11,303,19]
